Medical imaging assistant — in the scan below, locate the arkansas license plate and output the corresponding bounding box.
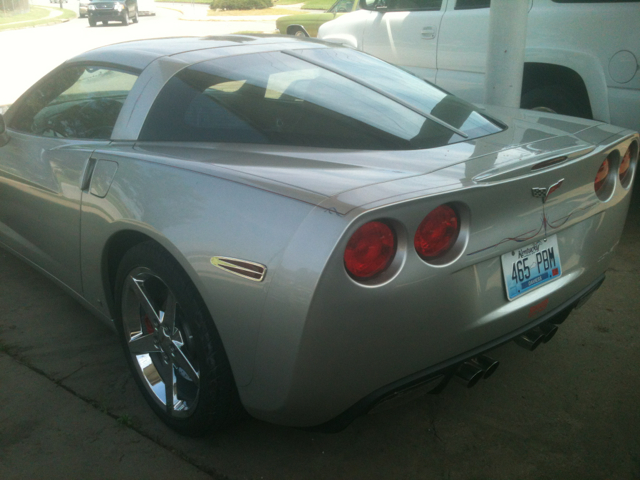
[501,235,562,301]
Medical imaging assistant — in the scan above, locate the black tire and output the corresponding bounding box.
[132,8,138,23]
[114,241,244,436]
[521,85,591,119]
[89,18,96,26]
[102,20,108,25]
[122,10,129,25]
[290,27,309,38]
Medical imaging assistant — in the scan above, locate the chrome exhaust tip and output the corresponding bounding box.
[539,322,558,343]
[514,329,545,351]
[470,354,500,379]
[454,362,484,388]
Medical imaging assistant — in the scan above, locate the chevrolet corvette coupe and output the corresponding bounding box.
[0,36,636,436]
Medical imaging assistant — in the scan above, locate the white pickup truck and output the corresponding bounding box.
[318,0,640,132]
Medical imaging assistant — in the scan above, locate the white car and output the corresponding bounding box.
[137,0,156,15]
[318,0,640,133]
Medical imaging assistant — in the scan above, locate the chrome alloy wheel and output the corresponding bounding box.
[121,267,200,418]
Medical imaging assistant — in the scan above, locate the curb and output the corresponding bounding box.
[158,5,184,14]
[0,8,75,31]
[179,15,285,21]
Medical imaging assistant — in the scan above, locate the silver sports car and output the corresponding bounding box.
[0,36,637,436]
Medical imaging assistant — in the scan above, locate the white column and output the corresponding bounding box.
[484,0,529,108]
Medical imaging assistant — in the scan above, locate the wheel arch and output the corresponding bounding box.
[286,24,309,36]
[100,227,205,321]
[522,63,593,118]
[524,48,610,122]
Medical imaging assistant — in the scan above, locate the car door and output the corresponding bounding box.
[435,0,491,104]
[361,0,446,82]
[0,65,138,292]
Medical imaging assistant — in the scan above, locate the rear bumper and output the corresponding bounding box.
[311,274,605,432]
[236,128,635,428]
[88,10,126,21]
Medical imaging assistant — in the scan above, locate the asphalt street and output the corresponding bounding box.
[0,1,277,107]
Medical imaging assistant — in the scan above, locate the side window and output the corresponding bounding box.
[329,0,354,13]
[364,0,441,11]
[455,0,490,9]
[11,66,138,140]
[386,0,441,10]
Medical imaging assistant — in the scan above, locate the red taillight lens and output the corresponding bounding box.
[594,158,610,194]
[620,147,632,183]
[344,221,396,279]
[414,205,460,260]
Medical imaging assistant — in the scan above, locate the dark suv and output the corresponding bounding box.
[87,0,138,26]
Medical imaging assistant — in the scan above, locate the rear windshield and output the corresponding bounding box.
[140,48,502,150]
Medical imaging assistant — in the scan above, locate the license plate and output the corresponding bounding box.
[501,235,562,301]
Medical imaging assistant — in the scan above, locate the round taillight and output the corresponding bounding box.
[594,158,610,194]
[620,147,632,184]
[344,221,396,279]
[414,205,460,260]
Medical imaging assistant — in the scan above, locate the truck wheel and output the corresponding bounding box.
[521,85,591,119]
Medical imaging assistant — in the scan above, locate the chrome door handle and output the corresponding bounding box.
[421,26,437,40]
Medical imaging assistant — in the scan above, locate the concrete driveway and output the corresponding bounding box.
[0,190,639,479]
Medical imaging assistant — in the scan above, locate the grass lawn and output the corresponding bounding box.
[208,7,301,14]
[274,0,333,6]
[155,0,211,3]
[0,6,49,25]
[0,6,75,31]
[301,0,334,9]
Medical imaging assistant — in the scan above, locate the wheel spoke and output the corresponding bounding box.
[160,292,177,332]
[172,345,200,387]
[171,328,185,348]
[128,276,161,326]
[160,359,175,414]
[128,333,161,355]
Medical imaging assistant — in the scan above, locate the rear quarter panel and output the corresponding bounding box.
[249,128,637,426]
[79,146,327,388]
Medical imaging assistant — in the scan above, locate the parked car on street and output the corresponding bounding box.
[137,0,156,16]
[276,0,359,37]
[0,36,637,435]
[319,0,640,133]
[79,0,88,17]
[87,0,139,26]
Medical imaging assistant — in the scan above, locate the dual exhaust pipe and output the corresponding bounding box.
[514,322,558,351]
[454,321,560,387]
[454,354,500,388]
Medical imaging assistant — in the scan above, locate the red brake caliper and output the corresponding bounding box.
[143,315,155,334]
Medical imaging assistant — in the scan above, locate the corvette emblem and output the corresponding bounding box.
[532,179,564,203]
